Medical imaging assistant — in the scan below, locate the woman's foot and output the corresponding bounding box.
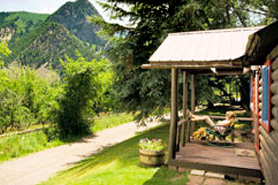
[186,109,192,118]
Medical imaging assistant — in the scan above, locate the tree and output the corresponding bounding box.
[93,0,252,121]
[241,0,278,24]
[56,55,111,138]
[0,41,11,68]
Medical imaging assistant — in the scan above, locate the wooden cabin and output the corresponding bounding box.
[142,27,266,182]
[245,21,278,185]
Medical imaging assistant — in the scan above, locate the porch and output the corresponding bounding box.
[142,26,264,180]
[170,141,261,178]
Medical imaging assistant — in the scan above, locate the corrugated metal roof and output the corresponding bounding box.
[149,26,265,63]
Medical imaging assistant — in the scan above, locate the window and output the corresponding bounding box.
[261,60,272,132]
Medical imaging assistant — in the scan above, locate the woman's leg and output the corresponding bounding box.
[191,115,215,127]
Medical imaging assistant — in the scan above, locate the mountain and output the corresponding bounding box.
[0,0,104,69]
[17,22,95,69]
[48,0,103,45]
[0,12,48,44]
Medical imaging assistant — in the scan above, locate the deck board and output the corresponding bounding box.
[171,141,261,177]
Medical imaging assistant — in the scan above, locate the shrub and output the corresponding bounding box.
[56,56,111,138]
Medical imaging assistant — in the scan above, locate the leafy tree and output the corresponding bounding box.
[241,0,278,24]
[0,41,11,68]
[0,63,60,133]
[93,0,252,121]
[56,55,111,138]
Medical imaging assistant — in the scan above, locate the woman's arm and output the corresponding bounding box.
[216,120,231,127]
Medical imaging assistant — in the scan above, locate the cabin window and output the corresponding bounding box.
[261,60,272,132]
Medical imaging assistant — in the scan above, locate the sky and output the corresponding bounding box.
[0,0,127,24]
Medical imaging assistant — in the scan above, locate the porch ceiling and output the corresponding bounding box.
[142,26,264,73]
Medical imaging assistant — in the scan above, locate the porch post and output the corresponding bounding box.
[191,74,196,134]
[181,71,188,146]
[168,68,178,160]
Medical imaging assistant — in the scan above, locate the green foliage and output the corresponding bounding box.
[92,113,135,133]
[0,130,64,164]
[56,56,112,138]
[93,0,254,120]
[0,64,61,134]
[0,41,11,68]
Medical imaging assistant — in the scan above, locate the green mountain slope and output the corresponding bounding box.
[0,12,48,49]
[48,0,104,45]
[0,0,104,69]
[16,22,94,69]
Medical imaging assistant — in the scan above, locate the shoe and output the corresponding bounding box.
[186,109,192,119]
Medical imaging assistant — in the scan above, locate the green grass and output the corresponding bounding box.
[0,113,135,164]
[0,131,64,163]
[91,113,135,133]
[40,124,189,185]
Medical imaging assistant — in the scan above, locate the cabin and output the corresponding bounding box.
[141,26,271,183]
[246,21,278,185]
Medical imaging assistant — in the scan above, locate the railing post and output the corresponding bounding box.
[168,68,178,160]
[190,74,196,135]
[181,71,188,146]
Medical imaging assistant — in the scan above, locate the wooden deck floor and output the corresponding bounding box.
[170,141,261,177]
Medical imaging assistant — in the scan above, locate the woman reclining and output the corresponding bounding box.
[189,111,236,135]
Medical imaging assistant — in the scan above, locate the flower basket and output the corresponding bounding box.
[138,138,166,167]
[139,148,165,167]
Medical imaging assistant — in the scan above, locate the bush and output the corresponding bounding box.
[56,56,111,138]
[0,64,60,134]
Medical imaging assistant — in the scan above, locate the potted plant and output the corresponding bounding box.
[138,138,167,167]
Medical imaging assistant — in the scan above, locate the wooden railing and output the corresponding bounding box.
[176,118,190,152]
[174,115,253,153]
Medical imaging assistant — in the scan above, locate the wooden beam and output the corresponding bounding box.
[168,68,178,160]
[197,71,244,76]
[150,61,242,66]
[191,74,196,134]
[168,159,261,178]
[141,64,242,70]
[194,115,253,122]
[182,71,188,146]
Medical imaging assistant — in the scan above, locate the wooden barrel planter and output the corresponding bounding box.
[139,149,165,167]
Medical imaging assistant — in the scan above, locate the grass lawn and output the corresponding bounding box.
[91,113,135,133]
[0,131,64,164]
[40,124,189,185]
[0,113,135,164]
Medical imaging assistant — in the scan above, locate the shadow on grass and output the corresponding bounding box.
[143,166,188,185]
[41,123,181,185]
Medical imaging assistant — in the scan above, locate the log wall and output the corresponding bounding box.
[259,53,278,185]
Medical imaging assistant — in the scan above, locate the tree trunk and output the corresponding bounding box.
[239,77,251,116]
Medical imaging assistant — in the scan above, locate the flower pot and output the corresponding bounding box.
[139,148,165,167]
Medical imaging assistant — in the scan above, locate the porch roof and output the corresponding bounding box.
[245,21,278,65]
[142,26,264,73]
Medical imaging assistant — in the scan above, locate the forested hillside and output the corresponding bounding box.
[0,0,104,69]
[48,0,104,45]
[16,22,95,69]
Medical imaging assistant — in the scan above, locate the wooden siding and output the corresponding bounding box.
[259,53,278,185]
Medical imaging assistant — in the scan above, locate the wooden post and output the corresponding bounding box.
[181,71,188,145]
[168,68,178,160]
[190,74,196,134]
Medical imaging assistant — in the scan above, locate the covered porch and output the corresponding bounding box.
[142,27,263,178]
